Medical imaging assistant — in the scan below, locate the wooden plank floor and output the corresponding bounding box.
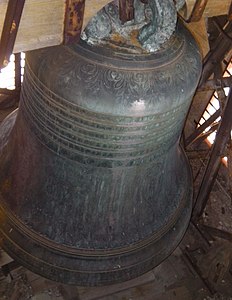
[0,246,212,300]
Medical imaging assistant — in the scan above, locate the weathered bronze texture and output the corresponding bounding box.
[137,0,177,50]
[0,13,201,285]
[83,1,177,53]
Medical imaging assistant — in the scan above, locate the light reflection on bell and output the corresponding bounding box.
[0,6,201,286]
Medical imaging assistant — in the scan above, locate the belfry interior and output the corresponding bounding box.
[0,1,232,299]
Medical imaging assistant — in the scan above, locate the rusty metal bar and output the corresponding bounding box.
[119,0,135,24]
[0,0,25,69]
[64,0,85,45]
[193,87,232,220]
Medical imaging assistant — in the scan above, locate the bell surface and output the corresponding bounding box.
[0,11,201,285]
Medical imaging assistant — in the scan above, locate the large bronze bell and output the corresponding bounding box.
[0,1,201,286]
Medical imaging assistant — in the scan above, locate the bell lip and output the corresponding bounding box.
[0,184,192,286]
[0,171,189,257]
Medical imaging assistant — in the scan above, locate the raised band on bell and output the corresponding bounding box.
[0,0,201,286]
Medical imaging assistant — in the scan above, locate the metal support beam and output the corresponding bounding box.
[193,87,232,220]
[64,0,85,45]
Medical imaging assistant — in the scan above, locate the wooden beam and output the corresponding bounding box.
[186,18,209,57]
[0,0,111,53]
[184,0,231,19]
[0,0,25,67]
[0,0,65,53]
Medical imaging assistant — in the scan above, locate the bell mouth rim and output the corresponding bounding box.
[67,21,186,71]
[0,190,192,285]
[0,174,192,258]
